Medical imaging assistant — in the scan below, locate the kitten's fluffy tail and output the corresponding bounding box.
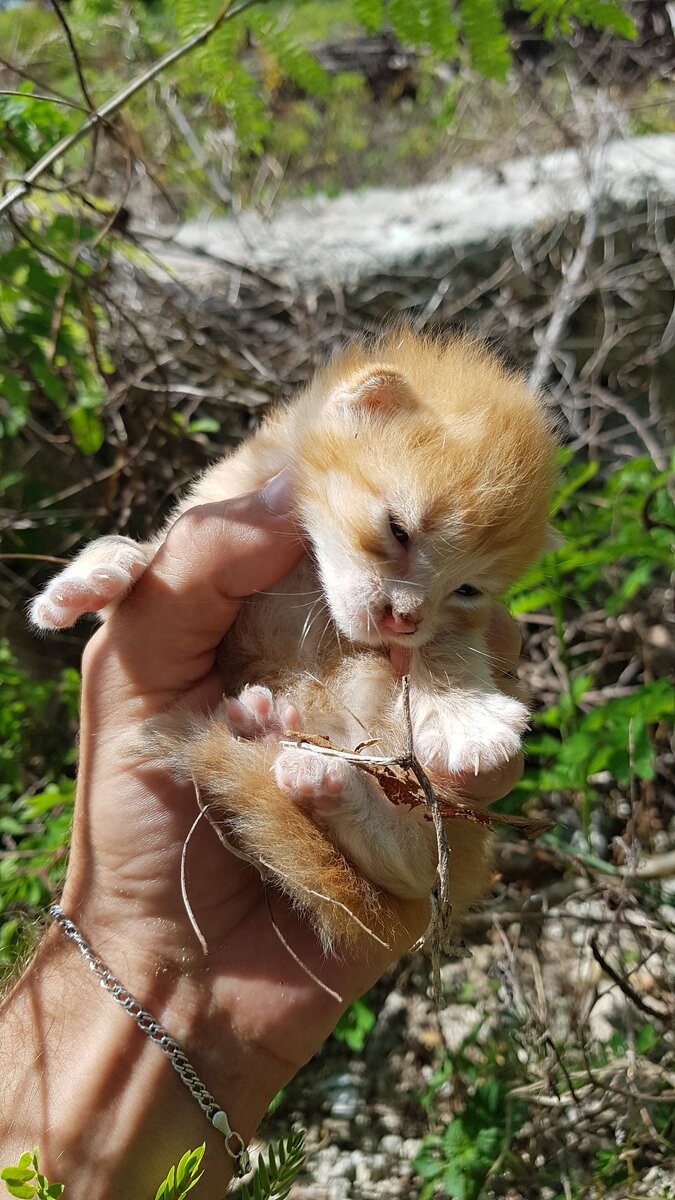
[140,708,425,955]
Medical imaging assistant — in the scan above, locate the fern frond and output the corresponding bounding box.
[238,1130,307,1200]
[208,29,269,153]
[170,10,269,153]
[421,0,459,59]
[520,0,636,41]
[386,0,431,48]
[249,13,332,98]
[164,0,220,40]
[154,1143,205,1200]
[386,0,458,57]
[458,0,510,80]
[354,0,385,34]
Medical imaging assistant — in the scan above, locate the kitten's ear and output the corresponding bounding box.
[332,366,417,415]
[543,524,565,552]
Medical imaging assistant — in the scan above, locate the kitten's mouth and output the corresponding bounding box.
[377,607,421,638]
[348,624,427,650]
[378,629,426,649]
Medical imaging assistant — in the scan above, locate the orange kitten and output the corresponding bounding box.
[31,330,558,954]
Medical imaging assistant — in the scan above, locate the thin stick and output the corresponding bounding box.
[284,678,455,1004]
[49,0,96,111]
[0,554,69,565]
[264,893,343,1003]
[590,935,671,1021]
[279,738,401,767]
[180,806,209,955]
[162,87,233,207]
[401,676,453,1007]
[0,90,92,113]
[529,139,606,393]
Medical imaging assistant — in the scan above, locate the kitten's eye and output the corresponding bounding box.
[389,518,409,546]
[454,584,482,598]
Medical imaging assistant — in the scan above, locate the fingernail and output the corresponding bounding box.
[260,468,293,518]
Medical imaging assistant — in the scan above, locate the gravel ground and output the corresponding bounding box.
[251,862,674,1200]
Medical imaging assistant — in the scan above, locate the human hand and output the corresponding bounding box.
[22,471,523,1196]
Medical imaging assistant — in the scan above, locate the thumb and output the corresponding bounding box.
[84,470,304,713]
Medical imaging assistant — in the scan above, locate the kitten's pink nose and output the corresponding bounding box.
[379,605,420,635]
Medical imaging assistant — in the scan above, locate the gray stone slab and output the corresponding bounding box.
[156,135,675,290]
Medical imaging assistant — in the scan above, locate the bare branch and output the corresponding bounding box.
[49,0,96,111]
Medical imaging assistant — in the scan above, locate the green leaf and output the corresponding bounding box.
[1,1168,36,1184]
[333,996,376,1051]
[521,0,636,40]
[67,406,105,454]
[231,1131,306,1200]
[550,459,599,513]
[459,0,510,80]
[387,0,459,57]
[252,16,332,99]
[635,1024,659,1055]
[354,0,384,34]
[154,1144,205,1200]
[187,417,220,435]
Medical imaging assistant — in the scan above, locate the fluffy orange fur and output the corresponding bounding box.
[31,329,558,957]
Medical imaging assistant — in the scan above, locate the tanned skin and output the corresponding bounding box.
[4,477,523,1199]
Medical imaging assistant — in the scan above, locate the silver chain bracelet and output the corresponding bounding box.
[49,903,251,1178]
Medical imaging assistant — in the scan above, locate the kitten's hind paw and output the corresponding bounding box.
[30,538,149,631]
[224,685,301,740]
[274,747,357,814]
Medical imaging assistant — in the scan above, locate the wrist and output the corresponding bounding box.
[0,918,283,1200]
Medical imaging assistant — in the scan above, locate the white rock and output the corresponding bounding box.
[402,1138,423,1158]
[369,1153,389,1182]
[379,1134,404,1156]
[156,137,675,292]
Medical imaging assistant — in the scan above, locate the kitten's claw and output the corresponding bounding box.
[415,693,528,777]
[274,747,353,813]
[30,546,148,631]
[224,686,300,740]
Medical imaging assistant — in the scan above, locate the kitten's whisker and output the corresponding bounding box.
[334,618,344,661]
[301,606,328,654]
[299,597,327,653]
[459,643,494,660]
[315,610,336,657]
[253,589,321,598]
[302,672,371,736]
[382,577,426,590]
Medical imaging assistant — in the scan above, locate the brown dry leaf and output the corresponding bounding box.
[283,730,551,840]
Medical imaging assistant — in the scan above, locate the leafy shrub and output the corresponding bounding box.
[505,453,675,836]
[414,1019,526,1200]
[0,642,78,969]
[332,995,377,1051]
[154,1144,205,1200]
[1,1148,64,1200]
[2,1134,307,1200]
[413,1012,674,1199]
[0,0,638,494]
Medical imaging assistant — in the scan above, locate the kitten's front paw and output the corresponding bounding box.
[223,686,301,740]
[415,692,528,777]
[274,747,355,814]
[30,543,149,631]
